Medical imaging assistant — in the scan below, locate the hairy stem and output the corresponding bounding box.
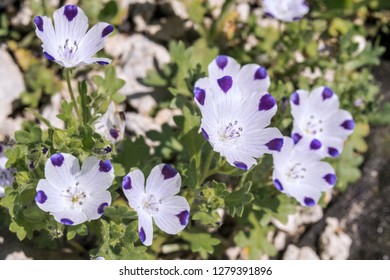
[65,69,81,120]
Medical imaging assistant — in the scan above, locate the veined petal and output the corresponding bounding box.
[53,207,88,226]
[154,196,190,234]
[288,184,322,207]
[290,89,309,122]
[53,5,88,49]
[138,210,153,246]
[308,87,340,118]
[208,55,241,80]
[305,161,336,192]
[145,164,181,200]
[34,16,58,61]
[236,64,271,95]
[45,153,80,190]
[122,169,146,210]
[82,190,112,221]
[77,156,114,193]
[81,57,111,66]
[35,179,67,213]
[78,22,114,60]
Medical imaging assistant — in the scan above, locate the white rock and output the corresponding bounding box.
[155,108,181,127]
[41,94,64,129]
[226,247,241,260]
[0,46,25,137]
[5,251,33,260]
[283,244,320,260]
[125,112,160,136]
[11,1,33,27]
[209,0,225,18]
[105,34,170,115]
[320,217,352,260]
[273,231,287,251]
[237,3,250,22]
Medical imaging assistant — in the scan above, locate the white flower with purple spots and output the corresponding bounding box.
[33,5,114,68]
[272,137,336,206]
[35,153,114,225]
[122,164,190,246]
[194,55,284,170]
[263,0,309,22]
[0,145,15,198]
[290,86,355,158]
[94,102,126,144]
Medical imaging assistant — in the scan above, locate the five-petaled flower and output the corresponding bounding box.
[94,102,126,144]
[290,86,355,158]
[35,153,114,225]
[122,164,190,246]
[33,5,114,68]
[263,0,309,22]
[0,145,15,198]
[193,55,284,170]
[272,137,337,206]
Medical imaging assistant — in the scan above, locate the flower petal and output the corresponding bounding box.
[145,164,181,200]
[236,64,271,95]
[82,190,112,221]
[52,207,88,226]
[34,16,58,61]
[138,210,153,246]
[35,179,67,213]
[288,184,322,207]
[122,169,146,210]
[307,86,340,118]
[208,55,241,80]
[154,196,190,234]
[53,5,88,49]
[45,153,80,190]
[76,156,114,193]
[78,22,113,61]
[81,57,112,66]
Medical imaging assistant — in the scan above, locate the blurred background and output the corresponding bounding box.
[0,0,390,260]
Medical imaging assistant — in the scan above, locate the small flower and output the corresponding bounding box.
[272,137,336,206]
[263,0,309,22]
[122,164,190,246]
[194,55,283,170]
[33,5,114,68]
[0,145,15,198]
[35,153,114,225]
[290,86,354,158]
[94,102,126,143]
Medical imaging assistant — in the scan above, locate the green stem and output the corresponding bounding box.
[65,69,81,120]
[200,150,215,184]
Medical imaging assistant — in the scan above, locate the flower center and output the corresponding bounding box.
[141,194,161,215]
[219,121,243,142]
[304,115,323,136]
[59,39,79,61]
[285,163,306,182]
[61,182,87,208]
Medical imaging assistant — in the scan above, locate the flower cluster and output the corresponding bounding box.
[194,55,283,170]
[34,5,114,68]
[272,87,354,206]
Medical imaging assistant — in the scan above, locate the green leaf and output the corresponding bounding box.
[225,182,254,217]
[9,221,27,241]
[181,231,220,259]
[66,224,88,240]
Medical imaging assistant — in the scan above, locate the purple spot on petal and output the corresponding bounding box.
[274,179,283,191]
[254,66,268,80]
[216,55,228,70]
[139,227,146,243]
[341,120,355,130]
[42,147,48,154]
[217,76,233,93]
[50,153,64,167]
[292,133,302,144]
[122,175,132,190]
[43,51,55,61]
[176,210,190,226]
[324,174,336,185]
[310,139,322,150]
[35,190,47,204]
[60,218,74,225]
[291,91,300,105]
[234,161,248,170]
[194,87,206,105]
[63,5,78,21]
[304,197,315,207]
[201,128,209,140]
[104,146,112,153]
[109,128,119,139]
[97,61,109,65]
[97,202,109,215]
[265,12,275,18]
[322,87,333,100]
[258,94,276,111]
[102,25,114,38]
[99,160,112,172]
[0,145,3,154]
[265,138,284,152]
[34,16,43,32]
[162,164,177,180]
[293,16,303,21]
[328,147,339,157]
